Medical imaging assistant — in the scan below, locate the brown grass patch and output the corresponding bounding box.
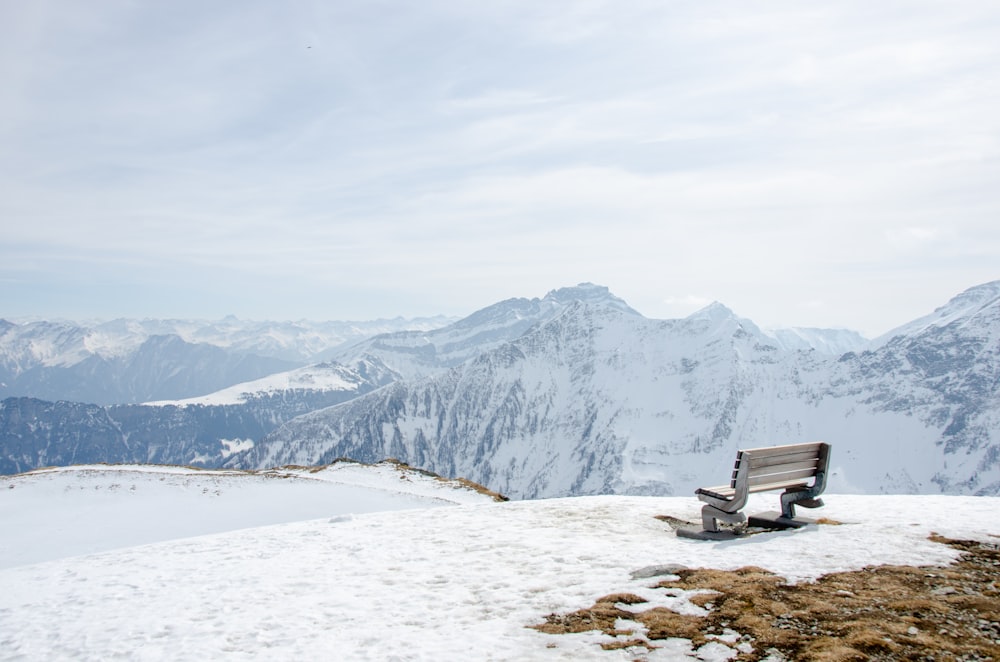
[377,458,508,501]
[272,459,509,501]
[447,477,509,502]
[533,593,648,636]
[653,514,695,528]
[532,536,1000,660]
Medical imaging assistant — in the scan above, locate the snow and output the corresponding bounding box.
[873,279,1000,345]
[762,327,869,355]
[1,465,998,660]
[0,463,493,568]
[144,363,360,406]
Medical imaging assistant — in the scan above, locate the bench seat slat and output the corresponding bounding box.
[697,477,813,501]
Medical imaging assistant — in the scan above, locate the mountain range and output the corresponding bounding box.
[0,315,454,405]
[2,282,998,499]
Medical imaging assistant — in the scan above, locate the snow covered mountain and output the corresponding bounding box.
[0,286,626,473]
[233,281,1000,499]
[329,283,638,380]
[0,315,454,404]
[0,331,298,405]
[0,357,398,475]
[872,279,1000,346]
[3,281,998,497]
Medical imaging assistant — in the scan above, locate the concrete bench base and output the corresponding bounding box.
[747,510,816,530]
[676,510,818,539]
[676,526,746,541]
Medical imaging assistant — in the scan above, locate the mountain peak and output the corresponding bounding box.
[542,283,639,315]
[682,301,770,341]
[946,280,1000,309]
[685,301,736,322]
[875,280,1000,344]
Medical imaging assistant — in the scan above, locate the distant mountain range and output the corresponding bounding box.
[0,315,455,405]
[2,282,998,498]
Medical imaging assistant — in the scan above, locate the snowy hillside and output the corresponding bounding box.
[144,359,400,407]
[238,282,1000,499]
[873,280,1000,346]
[762,327,869,354]
[0,469,997,660]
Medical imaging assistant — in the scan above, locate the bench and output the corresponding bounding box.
[677,442,831,540]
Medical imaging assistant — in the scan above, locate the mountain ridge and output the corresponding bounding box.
[0,315,455,404]
[3,281,999,498]
[230,281,1000,498]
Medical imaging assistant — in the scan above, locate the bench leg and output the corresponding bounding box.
[702,504,747,532]
[780,492,825,519]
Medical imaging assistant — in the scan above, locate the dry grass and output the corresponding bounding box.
[271,458,509,500]
[532,536,1000,661]
[381,458,509,501]
[445,476,509,502]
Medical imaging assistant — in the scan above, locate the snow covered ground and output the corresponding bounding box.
[0,463,493,569]
[1,466,998,660]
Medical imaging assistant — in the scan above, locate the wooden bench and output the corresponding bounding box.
[677,442,831,540]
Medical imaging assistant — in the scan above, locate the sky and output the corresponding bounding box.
[1,1,999,337]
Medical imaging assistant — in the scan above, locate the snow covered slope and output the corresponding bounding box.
[0,489,996,660]
[763,326,869,354]
[144,358,399,407]
[238,282,1000,499]
[873,280,1000,346]
[0,461,498,569]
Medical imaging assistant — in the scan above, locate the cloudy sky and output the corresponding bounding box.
[2,1,998,336]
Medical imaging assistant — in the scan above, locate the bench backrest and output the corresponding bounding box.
[731,441,830,491]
